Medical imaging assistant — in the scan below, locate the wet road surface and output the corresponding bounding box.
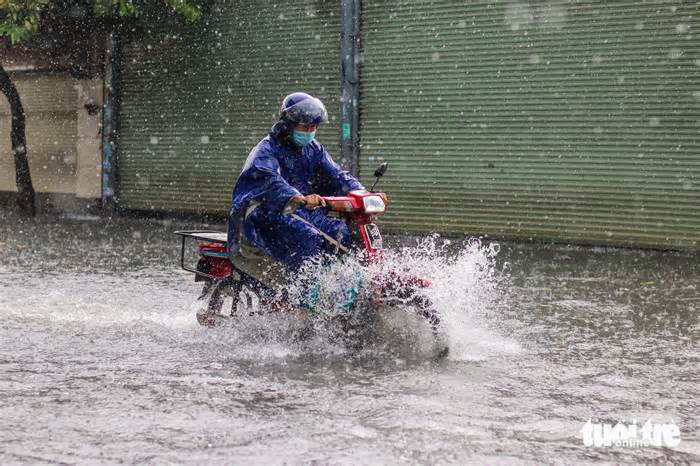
[0,211,697,464]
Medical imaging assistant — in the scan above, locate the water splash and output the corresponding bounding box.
[193,235,517,362]
[375,235,518,361]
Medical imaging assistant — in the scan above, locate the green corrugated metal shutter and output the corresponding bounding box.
[118,0,341,213]
[360,0,699,249]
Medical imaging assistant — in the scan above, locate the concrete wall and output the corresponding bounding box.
[0,48,103,205]
[75,78,102,199]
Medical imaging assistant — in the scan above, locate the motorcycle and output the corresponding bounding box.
[175,163,446,355]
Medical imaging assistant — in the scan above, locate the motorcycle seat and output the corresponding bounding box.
[228,203,288,288]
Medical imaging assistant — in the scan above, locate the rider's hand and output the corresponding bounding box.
[301,194,326,209]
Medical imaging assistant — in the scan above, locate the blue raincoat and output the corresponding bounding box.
[228,123,364,271]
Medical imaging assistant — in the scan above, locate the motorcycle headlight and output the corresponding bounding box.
[362,195,386,213]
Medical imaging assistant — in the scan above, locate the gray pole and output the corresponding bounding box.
[101,29,122,212]
[340,0,361,177]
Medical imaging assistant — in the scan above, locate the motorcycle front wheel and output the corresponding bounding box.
[411,298,449,359]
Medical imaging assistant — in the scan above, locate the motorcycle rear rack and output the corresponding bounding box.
[174,230,228,281]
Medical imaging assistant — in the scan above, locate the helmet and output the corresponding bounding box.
[279,92,328,126]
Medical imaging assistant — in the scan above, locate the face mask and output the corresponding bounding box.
[292,130,316,147]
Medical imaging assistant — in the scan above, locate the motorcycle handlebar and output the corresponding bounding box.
[297,198,329,211]
[297,200,323,210]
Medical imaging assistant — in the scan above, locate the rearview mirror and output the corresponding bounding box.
[374,162,388,178]
[370,162,388,192]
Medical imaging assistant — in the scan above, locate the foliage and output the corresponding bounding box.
[0,0,207,43]
[0,0,48,43]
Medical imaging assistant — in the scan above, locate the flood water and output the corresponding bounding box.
[1,211,697,464]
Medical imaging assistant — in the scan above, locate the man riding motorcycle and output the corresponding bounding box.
[228,92,364,273]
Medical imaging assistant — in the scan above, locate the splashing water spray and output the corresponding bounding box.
[193,234,514,362]
[365,234,514,361]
